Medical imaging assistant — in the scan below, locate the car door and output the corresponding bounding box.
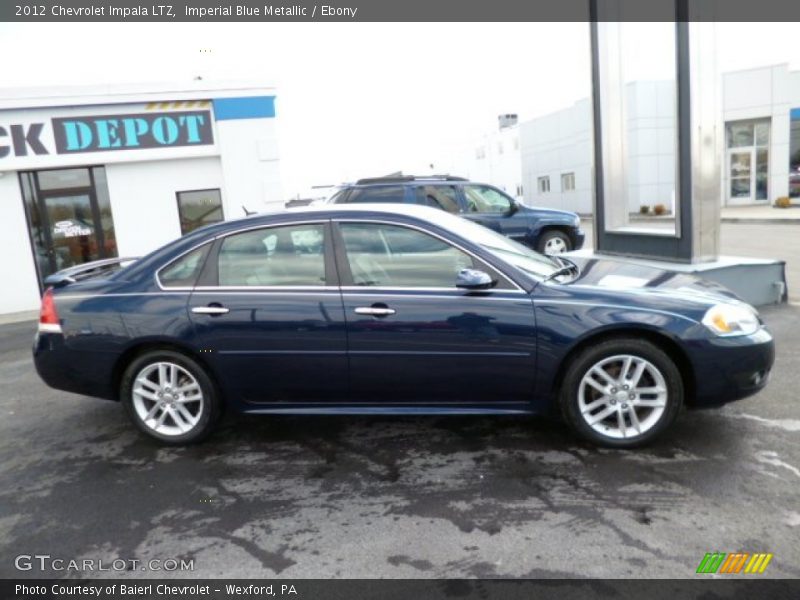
[333,219,538,406]
[460,184,529,242]
[186,220,349,405]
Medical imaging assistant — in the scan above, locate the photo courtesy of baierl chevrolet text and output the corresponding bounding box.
[0,0,798,598]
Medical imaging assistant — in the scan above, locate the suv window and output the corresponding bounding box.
[217,223,326,287]
[344,186,406,204]
[417,185,461,214]
[463,185,513,214]
[159,243,211,288]
[340,223,473,288]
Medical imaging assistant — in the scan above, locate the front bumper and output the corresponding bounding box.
[687,327,775,408]
[571,228,586,250]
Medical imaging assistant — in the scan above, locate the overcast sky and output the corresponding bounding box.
[0,22,797,198]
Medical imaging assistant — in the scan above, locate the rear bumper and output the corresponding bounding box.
[687,327,775,408]
[33,332,117,400]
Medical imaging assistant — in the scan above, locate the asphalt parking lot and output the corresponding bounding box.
[1,302,799,579]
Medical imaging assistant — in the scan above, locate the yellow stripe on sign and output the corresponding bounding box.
[746,554,765,574]
[758,554,773,573]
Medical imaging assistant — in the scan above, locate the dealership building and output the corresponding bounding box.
[0,81,281,316]
[445,64,800,215]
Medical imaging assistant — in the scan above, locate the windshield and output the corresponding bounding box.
[419,209,562,278]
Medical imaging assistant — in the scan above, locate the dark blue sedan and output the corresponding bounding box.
[33,205,774,447]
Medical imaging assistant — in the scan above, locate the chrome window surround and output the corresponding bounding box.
[155,218,529,294]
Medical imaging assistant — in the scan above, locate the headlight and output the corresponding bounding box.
[702,304,760,337]
[573,214,581,228]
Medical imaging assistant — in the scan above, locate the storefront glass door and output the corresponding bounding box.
[726,120,770,205]
[20,167,118,290]
[728,150,753,202]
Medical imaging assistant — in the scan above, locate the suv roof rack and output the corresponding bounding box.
[355,175,468,185]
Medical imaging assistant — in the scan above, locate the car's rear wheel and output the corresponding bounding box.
[121,350,221,444]
[560,338,683,448]
[538,230,572,255]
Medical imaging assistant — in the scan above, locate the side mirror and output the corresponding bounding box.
[506,200,519,216]
[456,268,497,290]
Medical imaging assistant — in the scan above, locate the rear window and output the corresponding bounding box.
[344,186,406,204]
[158,244,211,288]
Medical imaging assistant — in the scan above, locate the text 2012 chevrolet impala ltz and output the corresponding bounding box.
[33,205,774,447]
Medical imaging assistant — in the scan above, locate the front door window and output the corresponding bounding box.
[20,167,118,289]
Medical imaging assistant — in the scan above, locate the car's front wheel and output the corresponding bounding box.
[538,230,572,255]
[560,338,683,448]
[121,350,221,444]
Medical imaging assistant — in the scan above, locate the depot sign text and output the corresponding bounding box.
[0,110,214,160]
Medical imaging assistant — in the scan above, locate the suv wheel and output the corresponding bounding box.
[538,230,572,254]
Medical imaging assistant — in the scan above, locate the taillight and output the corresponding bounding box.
[38,288,62,334]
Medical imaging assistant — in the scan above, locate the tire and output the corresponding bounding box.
[560,338,683,448]
[537,230,572,255]
[120,349,222,444]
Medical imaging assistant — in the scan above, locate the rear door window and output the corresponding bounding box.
[417,185,461,214]
[217,223,327,287]
[158,243,211,288]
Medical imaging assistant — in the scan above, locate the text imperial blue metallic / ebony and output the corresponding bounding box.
[33,204,774,447]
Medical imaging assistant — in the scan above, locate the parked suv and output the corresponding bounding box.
[328,176,584,254]
[327,176,585,254]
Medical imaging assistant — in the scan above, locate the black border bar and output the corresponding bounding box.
[3,579,800,600]
[4,0,800,22]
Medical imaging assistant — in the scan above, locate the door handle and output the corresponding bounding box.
[354,306,396,317]
[191,305,230,316]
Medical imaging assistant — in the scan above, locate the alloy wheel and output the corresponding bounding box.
[131,362,205,436]
[577,354,668,439]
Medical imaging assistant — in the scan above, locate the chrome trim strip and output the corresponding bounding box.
[535,299,699,324]
[37,323,62,334]
[340,291,530,302]
[339,285,525,294]
[57,292,192,300]
[193,285,339,292]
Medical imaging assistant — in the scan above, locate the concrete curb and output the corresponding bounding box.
[0,311,38,326]
[720,218,800,224]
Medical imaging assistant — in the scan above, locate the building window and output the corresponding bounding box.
[476,146,486,160]
[537,176,550,194]
[561,172,576,192]
[177,189,224,235]
[790,109,800,198]
[516,185,524,197]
